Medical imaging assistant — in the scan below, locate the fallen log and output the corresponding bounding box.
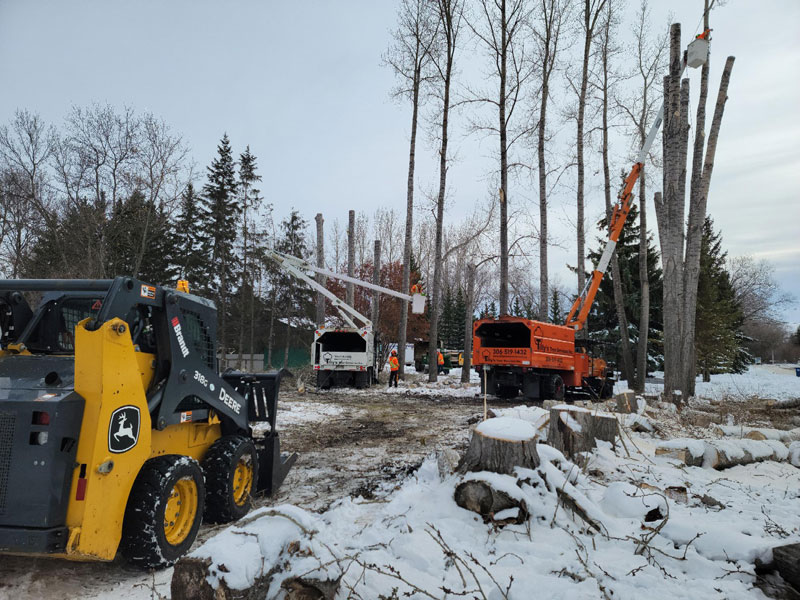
[712,425,800,443]
[548,405,617,460]
[655,438,791,470]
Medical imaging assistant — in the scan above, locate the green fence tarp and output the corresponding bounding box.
[264,347,309,369]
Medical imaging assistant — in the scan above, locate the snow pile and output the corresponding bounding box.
[187,439,800,599]
[475,416,536,441]
[618,365,800,402]
[790,441,800,468]
[273,401,345,425]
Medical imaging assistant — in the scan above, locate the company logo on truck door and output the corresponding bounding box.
[171,316,190,357]
[108,406,140,453]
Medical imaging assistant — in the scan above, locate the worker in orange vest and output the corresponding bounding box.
[437,349,444,374]
[388,349,400,388]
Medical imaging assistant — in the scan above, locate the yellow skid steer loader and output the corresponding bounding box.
[0,277,295,567]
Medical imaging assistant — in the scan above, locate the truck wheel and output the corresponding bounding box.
[202,435,259,524]
[120,455,205,568]
[546,374,565,401]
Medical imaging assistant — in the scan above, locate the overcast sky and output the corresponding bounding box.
[0,0,798,326]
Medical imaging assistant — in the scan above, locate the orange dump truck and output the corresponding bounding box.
[472,316,613,401]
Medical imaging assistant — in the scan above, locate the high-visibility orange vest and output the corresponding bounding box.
[437,351,444,365]
[389,356,399,371]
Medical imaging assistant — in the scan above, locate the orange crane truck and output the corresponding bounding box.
[472,30,710,402]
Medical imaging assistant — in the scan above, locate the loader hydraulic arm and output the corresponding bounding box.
[564,29,709,331]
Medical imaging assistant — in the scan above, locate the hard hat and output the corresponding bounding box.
[391,349,397,355]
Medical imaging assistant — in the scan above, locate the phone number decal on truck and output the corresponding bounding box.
[490,348,527,356]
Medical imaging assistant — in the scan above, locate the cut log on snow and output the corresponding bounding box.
[712,425,800,443]
[772,543,800,591]
[454,475,529,524]
[656,438,792,470]
[282,576,342,600]
[458,417,540,475]
[548,406,617,460]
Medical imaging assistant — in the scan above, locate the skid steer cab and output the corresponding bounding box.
[0,277,296,568]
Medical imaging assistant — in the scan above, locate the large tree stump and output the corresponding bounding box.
[457,417,540,475]
[773,543,800,591]
[454,417,538,523]
[548,406,617,459]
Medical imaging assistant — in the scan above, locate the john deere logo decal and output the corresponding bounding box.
[108,406,140,453]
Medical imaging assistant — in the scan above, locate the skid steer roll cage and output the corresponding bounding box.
[0,277,267,434]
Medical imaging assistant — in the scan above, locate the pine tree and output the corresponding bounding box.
[453,286,466,349]
[587,204,663,372]
[235,147,263,368]
[200,134,240,365]
[511,297,522,318]
[549,289,563,324]
[174,183,206,286]
[695,216,750,380]
[274,211,314,367]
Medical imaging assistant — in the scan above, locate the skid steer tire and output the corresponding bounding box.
[120,455,205,569]
[202,435,259,524]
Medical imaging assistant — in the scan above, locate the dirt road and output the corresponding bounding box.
[0,384,481,600]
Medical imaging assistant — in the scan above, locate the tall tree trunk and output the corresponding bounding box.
[237,185,249,369]
[538,63,550,321]
[315,213,326,326]
[498,0,509,316]
[575,2,592,319]
[347,209,355,307]
[598,4,634,383]
[267,287,276,368]
[428,0,457,383]
[398,64,422,378]
[461,263,475,383]
[634,164,650,391]
[657,23,686,402]
[681,54,734,397]
[372,240,381,327]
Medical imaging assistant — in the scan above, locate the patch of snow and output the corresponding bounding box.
[600,481,667,521]
[476,416,537,441]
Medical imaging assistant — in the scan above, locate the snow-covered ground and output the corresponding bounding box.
[2,366,798,600]
[616,364,800,403]
[188,437,800,599]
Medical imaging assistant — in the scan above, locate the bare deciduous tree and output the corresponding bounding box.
[466,0,535,315]
[385,0,438,377]
[531,0,569,321]
[656,18,735,401]
[427,0,465,383]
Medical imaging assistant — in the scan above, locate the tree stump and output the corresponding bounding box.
[548,406,617,460]
[454,417,538,523]
[615,391,636,413]
[773,543,800,591]
[457,417,540,475]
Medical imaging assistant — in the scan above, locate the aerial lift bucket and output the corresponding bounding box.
[222,370,297,495]
[411,293,426,314]
[687,36,709,69]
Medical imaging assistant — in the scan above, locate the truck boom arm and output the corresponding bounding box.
[564,31,708,330]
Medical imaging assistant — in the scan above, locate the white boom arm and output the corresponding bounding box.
[268,250,426,328]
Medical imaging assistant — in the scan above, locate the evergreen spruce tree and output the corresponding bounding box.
[235,147,263,367]
[695,216,750,380]
[587,204,663,371]
[549,289,563,324]
[201,134,240,365]
[511,296,522,317]
[174,183,206,286]
[441,287,454,347]
[454,286,467,349]
[275,211,314,367]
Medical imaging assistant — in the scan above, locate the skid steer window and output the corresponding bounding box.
[180,309,215,369]
[24,297,102,353]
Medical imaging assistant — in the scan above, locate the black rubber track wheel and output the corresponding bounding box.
[120,455,205,569]
[202,435,259,524]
